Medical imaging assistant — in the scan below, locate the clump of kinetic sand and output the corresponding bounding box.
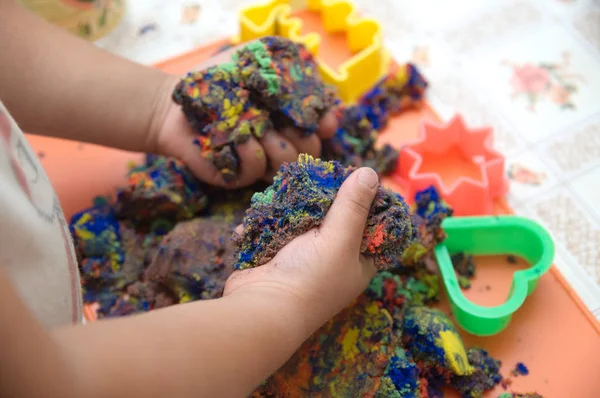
[252,295,398,397]
[145,218,236,303]
[511,362,530,377]
[172,36,335,182]
[232,154,417,270]
[235,37,336,133]
[402,306,474,377]
[115,157,209,223]
[72,164,245,317]
[451,348,503,397]
[413,185,453,247]
[321,105,399,174]
[171,64,270,139]
[399,185,453,268]
[70,204,126,307]
[253,277,501,397]
[452,252,476,289]
[71,203,123,262]
[402,307,504,397]
[70,205,165,317]
[361,63,428,130]
[171,66,271,182]
[366,270,440,328]
[381,353,422,397]
[75,214,238,317]
[318,64,428,174]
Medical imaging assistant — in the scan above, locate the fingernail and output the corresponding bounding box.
[357,168,378,189]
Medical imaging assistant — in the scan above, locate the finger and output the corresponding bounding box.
[161,110,266,188]
[160,113,230,187]
[316,111,338,140]
[259,130,298,180]
[360,255,377,280]
[180,148,227,187]
[233,137,268,187]
[262,170,278,183]
[234,224,243,236]
[280,127,322,157]
[321,167,379,249]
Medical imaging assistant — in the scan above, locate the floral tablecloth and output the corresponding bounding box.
[96,0,600,319]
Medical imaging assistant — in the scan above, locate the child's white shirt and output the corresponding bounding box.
[0,100,82,326]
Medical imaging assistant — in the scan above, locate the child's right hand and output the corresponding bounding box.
[223,167,379,335]
[151,46,338,188]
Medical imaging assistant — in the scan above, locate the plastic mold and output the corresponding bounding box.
[434,215,555,336]
[394,115,509,216]
[236,0,389,104]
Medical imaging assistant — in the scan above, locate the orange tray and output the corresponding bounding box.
[27,31,600,397]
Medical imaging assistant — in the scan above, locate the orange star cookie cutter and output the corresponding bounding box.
[394,115,509,216]
[235,0,389,104]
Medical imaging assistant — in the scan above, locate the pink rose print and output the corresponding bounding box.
[511,64,551,95]
[507,163,547,186]
[503,52,585,112]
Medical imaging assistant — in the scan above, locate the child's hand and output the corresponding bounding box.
[223,167,379,333]
[152,48,338,188]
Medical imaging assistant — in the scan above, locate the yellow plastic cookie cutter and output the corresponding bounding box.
[235,0,389,104]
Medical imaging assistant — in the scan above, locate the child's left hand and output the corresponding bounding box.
[151,48,338,188]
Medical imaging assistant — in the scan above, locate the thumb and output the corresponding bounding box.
[321,167,379,248]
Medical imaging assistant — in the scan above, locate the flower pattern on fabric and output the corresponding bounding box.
[507,163,548,186]
[503,52,585,111]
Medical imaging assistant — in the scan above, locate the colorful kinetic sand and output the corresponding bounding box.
[73,211,239,317]
[361,63,428,130]
[172,36,334,182]
[70,204,166,317]
[322,104,399,173]
[254,272,503,397]
[145,218,236,303]
[254,295,398,396]
[232,154,417,270]
[452,252,476,289]
[397,185,453,270]
[511,362,529,377]
[401,308,503,395]
[323,64,427,172]
[236,37,336,133]
[71,154,251,316]
[72,166,507,396]
[402,306,474,376]
[115,157,208,224]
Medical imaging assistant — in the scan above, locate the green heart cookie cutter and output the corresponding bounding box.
[434,215,555,336]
